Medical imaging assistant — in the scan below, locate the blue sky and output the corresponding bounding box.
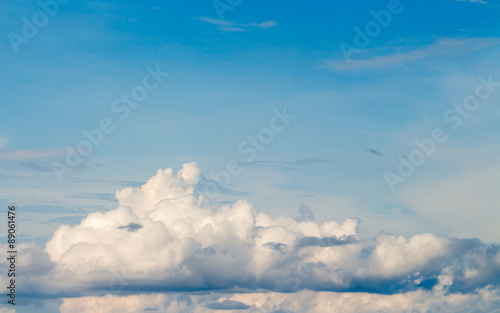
[1,0,500,312]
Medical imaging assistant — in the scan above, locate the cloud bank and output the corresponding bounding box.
[59,288,500,313]
[3,162,500,311]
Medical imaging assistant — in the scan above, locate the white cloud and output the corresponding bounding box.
[26,162,498,297]
[326,38,498,71]
[199,17,278,32]
[1,162,498,313]
[59,287,500,313]
[198,16,234,27]
[0,242,53,296]
[242,21,279,29]
[456,0,487,4]
[60,294,176,313]
[229,287,500,313]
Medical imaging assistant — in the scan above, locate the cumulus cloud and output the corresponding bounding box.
[295,203,315,222]
[5,163,500,305]
[0,242,53,296]
[60,294,175,313]
[60,287,500,313]
[206,299,250,310]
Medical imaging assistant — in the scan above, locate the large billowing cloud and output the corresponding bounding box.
[4,162,500,311]
[37,163,500,293]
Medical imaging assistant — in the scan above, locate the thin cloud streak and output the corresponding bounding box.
[199,17,278,32]
[0,148,65,160]
[325,38,499,71]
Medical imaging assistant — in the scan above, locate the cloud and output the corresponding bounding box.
[21,204,79,214]
[68,193,116,202]
[41,215,88,225]
[242,160,297,171]
[199,17,235,27]
[23,162,498,297]
[456,0,487,4]
[398,163,500,241]
[206,299,250,310]
[0,148,64,160]
[199,17,278,32]
[295,203,315,222]
[114,180,145,187]
[21,160,102,174]
[220,26,248,32]
[256,20,279,29]
[59,287,500,313]
[59,294,174,313]
[0,135,7,148]
[326,38,498,71]
[3,162,499,311]
[198,176,250,196]
[0,242,54,297]
[283,158,330,166]
[20,162,54,172]
[242,158,330,171]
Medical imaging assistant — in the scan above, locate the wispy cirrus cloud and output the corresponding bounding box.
[456,0,488,4]
[0,148,65,160]
[325,38,499,71]
[241,158,330,171]
[199,17,278,32]
[20,162,54,172]
[0,135,7,148]
[68,192,116,202]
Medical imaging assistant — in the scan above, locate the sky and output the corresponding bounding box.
[0,0,500,312]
